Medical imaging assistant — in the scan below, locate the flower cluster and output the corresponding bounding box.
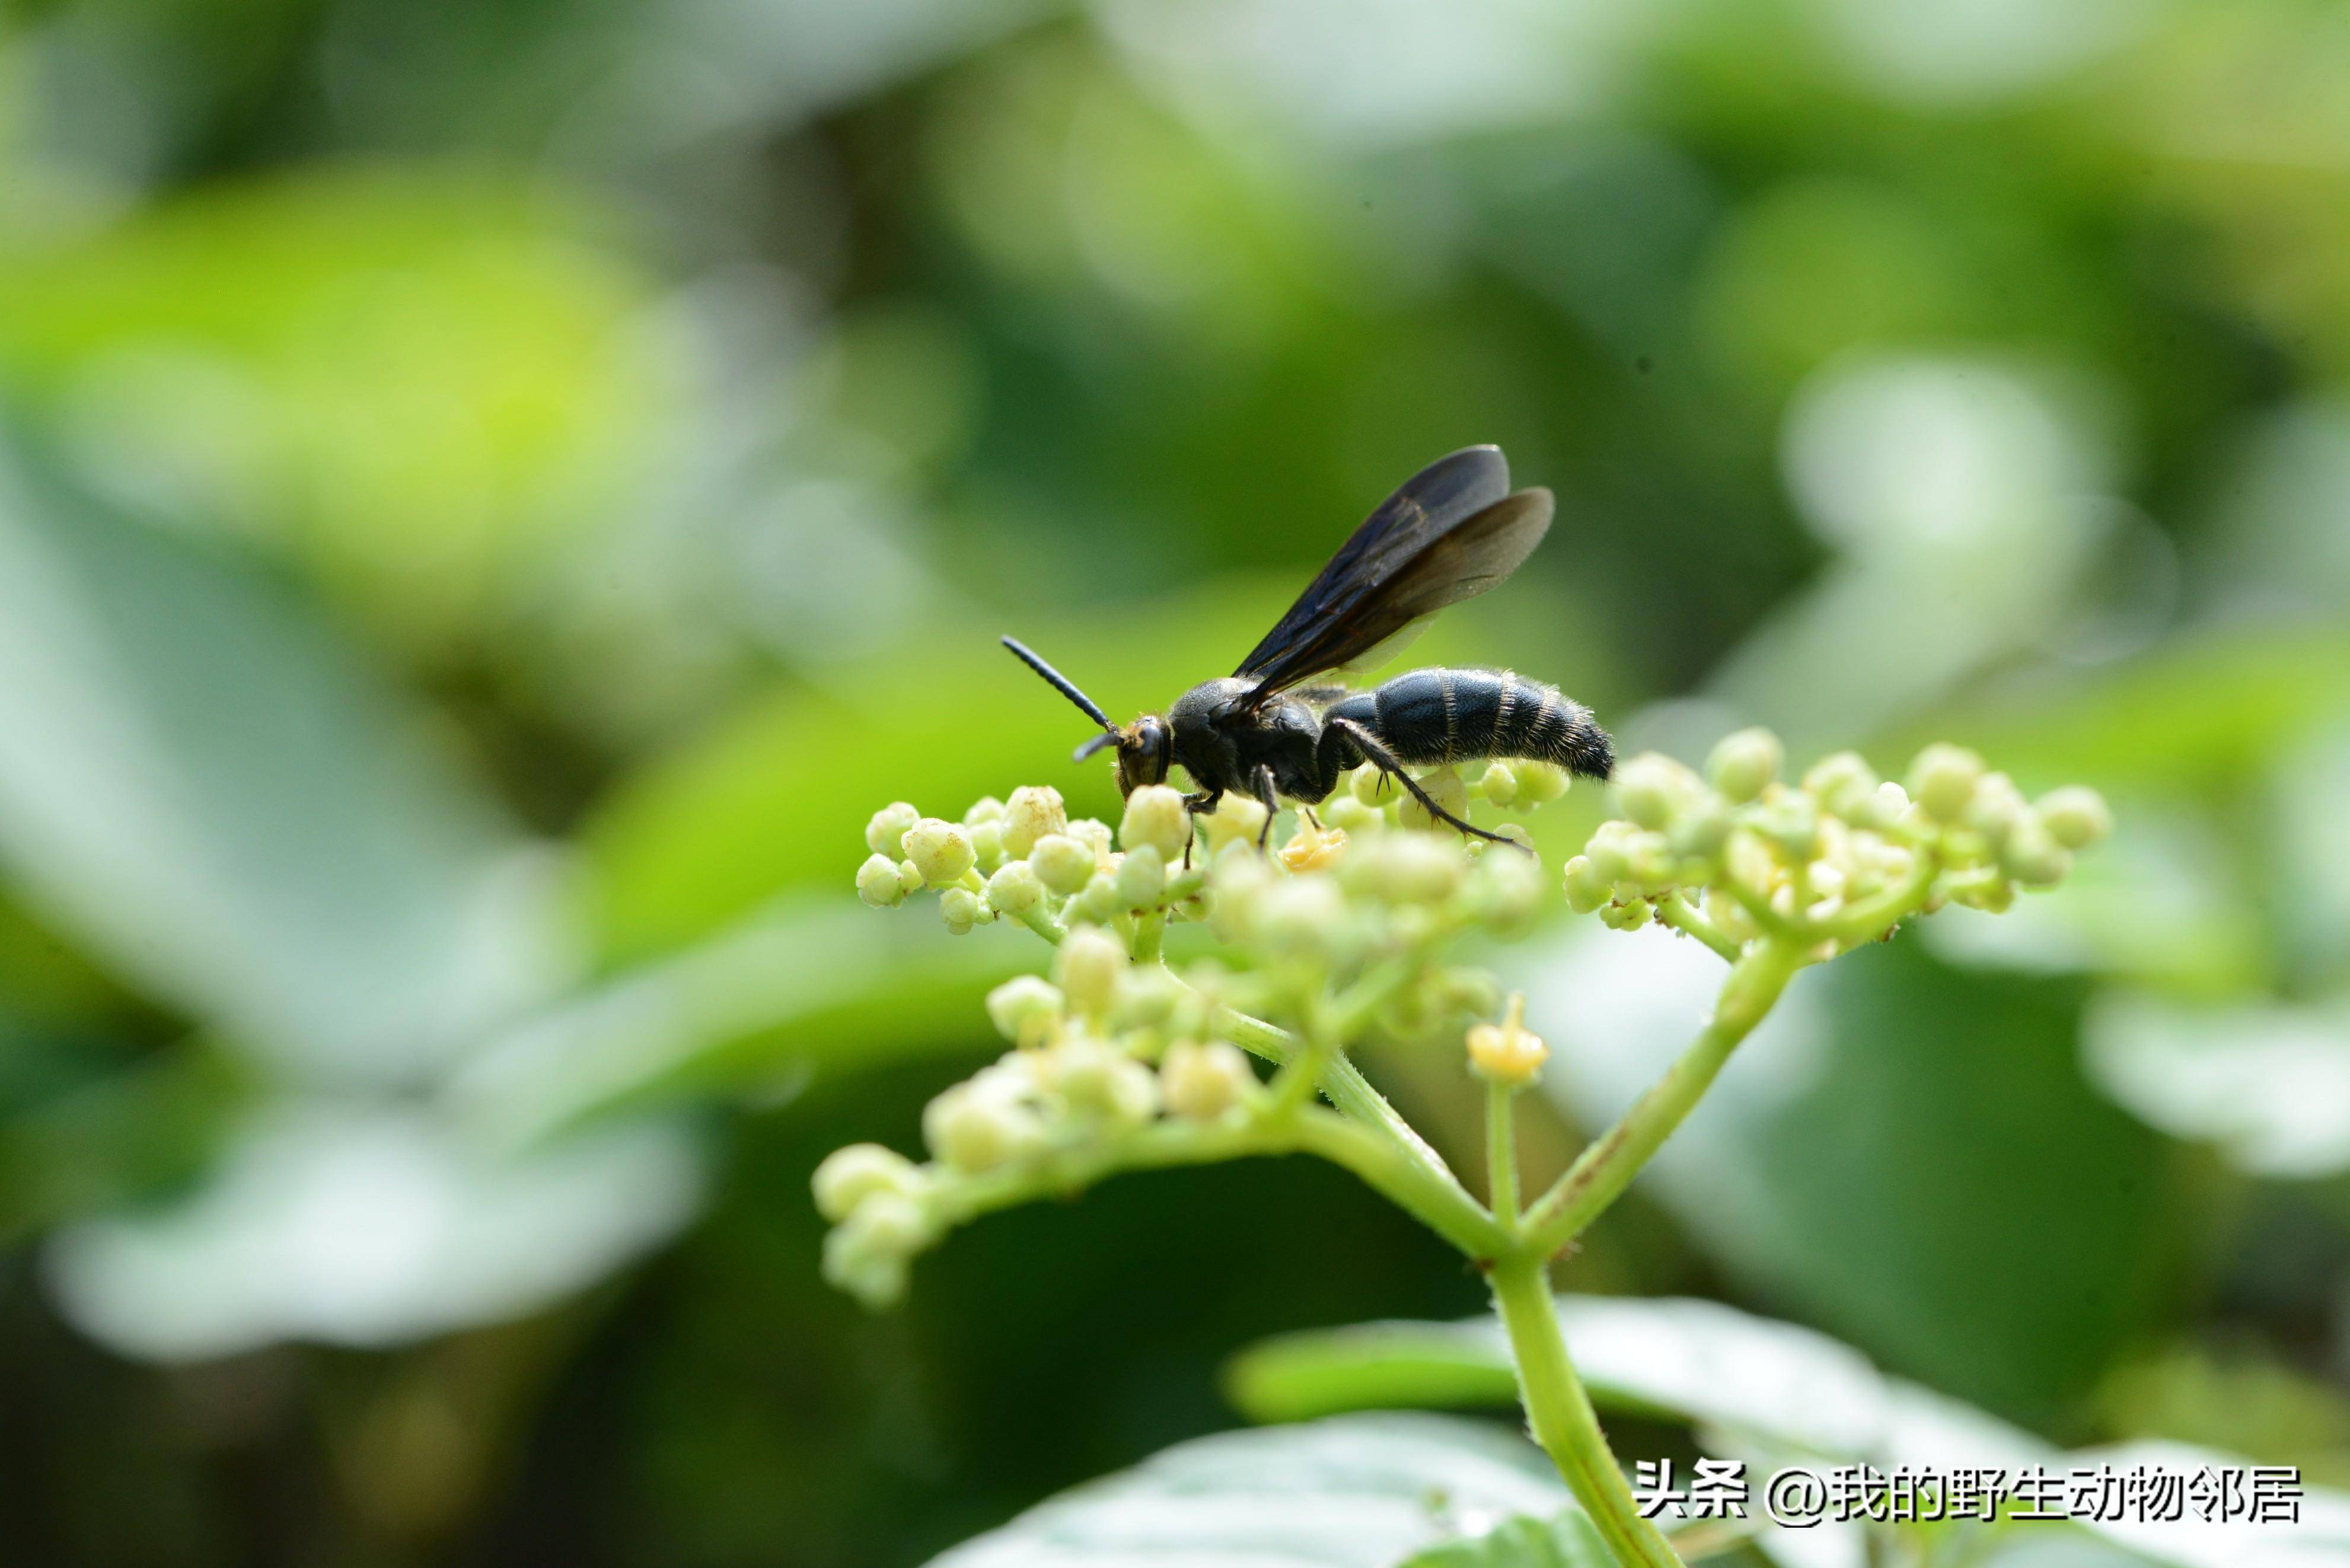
[818,732,2109,1309]
[820,762,1573,1306]
[1562,730,2111,957]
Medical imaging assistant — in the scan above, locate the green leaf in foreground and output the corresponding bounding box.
[924,1413,1576,1568]
[1395,1510,1613,1568]
[1225,1296,2350,1568]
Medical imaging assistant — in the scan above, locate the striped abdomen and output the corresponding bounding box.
[1325,669,1613,779]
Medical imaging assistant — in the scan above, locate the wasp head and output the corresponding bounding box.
[1114,715,1172,796]
[1000,636,1175,798]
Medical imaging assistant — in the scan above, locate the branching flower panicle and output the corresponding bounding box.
[817,734,2107,1568]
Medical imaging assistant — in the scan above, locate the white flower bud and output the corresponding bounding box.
[1841,779,1908,833]
[1255,877,1350,960]
[904,818,975,885]
[866,801,921,856]
[1206,853,1276,942]
[1615,753,1697,831]
[1481,762,1519,807]
[2000,819,2072,887]
[986,859,1045,916]
[985,975,1064,1046]
[1561,855,1608,914]
[1908,744,1985,824]
[1030,833,1097,895]
[1340,832,1463,904]
[1583,825,1634,886]
[821,1193,930,1309]
[1467,850,1544,932]
[940,885,985,933]
[1068,817,1114,862]
[968,819,1005,869]
[1325,794,1382,833]
[1054,925,1128,1016]
[924,1085,1045,1172]
[1047,1037,1159,1126]
[1707,728,1782,804]
[964,796,1005,826]
[897,860,924,895]
[812,1143,924,1222]
[1199,792,1271,853]
[1108,965,1185,1031]
[1120,785,1191,861]
[1350,764,1398,807]
[1669,797,1733,861]
[1756,792,1819,861]
[1108,842,1161,907]
[1000,785,1069,858]
[1073,869,1123,924]
[1965,772,2028,845]
[1514,761,1570,804]
[1398,769,1468,832]
[1160,1040,1257,1120]
[1803,752,1880,820]
[2036,786,2111,850]
[1626,831,1679,894]
[857,853,908,908]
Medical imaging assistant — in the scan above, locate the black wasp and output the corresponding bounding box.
[1002,445,1613,850]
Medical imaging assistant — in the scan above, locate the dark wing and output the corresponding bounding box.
[1234,446,1552,696]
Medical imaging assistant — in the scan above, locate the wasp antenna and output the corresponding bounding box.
[1072,732,1117,763]
[1001,636,1118,735]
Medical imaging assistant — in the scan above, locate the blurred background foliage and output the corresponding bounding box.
[1,0,2348,1563]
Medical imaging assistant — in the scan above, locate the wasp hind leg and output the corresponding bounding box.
[1324,718,1526,854]
[1181,789,1216,868]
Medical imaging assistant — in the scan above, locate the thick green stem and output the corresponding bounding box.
[1490,1253,1682,1567]
[1486,1081,1519,1226]
[1521,939,1801,1256]
[1131,911,1166,963]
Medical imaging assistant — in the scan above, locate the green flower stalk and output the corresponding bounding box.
[816,739,2107,1566]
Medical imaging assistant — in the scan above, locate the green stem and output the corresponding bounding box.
[1521,939,1802,1256]
[1206,997,1501,1254]
[1131,911,1166,963]
[1490,1252,1682,1567]
[1653,892,1740,962]
[1820,845,1939,946]
[1013,903,1067,944]
[932,1108,1501,1258]
[1486,1081,1519,1227]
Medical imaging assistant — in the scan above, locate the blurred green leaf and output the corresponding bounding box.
[1395,1510,1612,1568]
[0,170,659,643]
[1887,628,2350,798]
[445,894,1033,1150]
[44,1102,702,1362]
[1226,1295,2046,1471]
[0,423,568,1088]
[2082,992,2350,1178]
[1225,1300,2350,1568]
[1526,932,2172,1422]
[923,1412,1574,1568]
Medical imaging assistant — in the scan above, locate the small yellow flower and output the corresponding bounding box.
[1277,818,1348,872]
[1465,993,1548,1086]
